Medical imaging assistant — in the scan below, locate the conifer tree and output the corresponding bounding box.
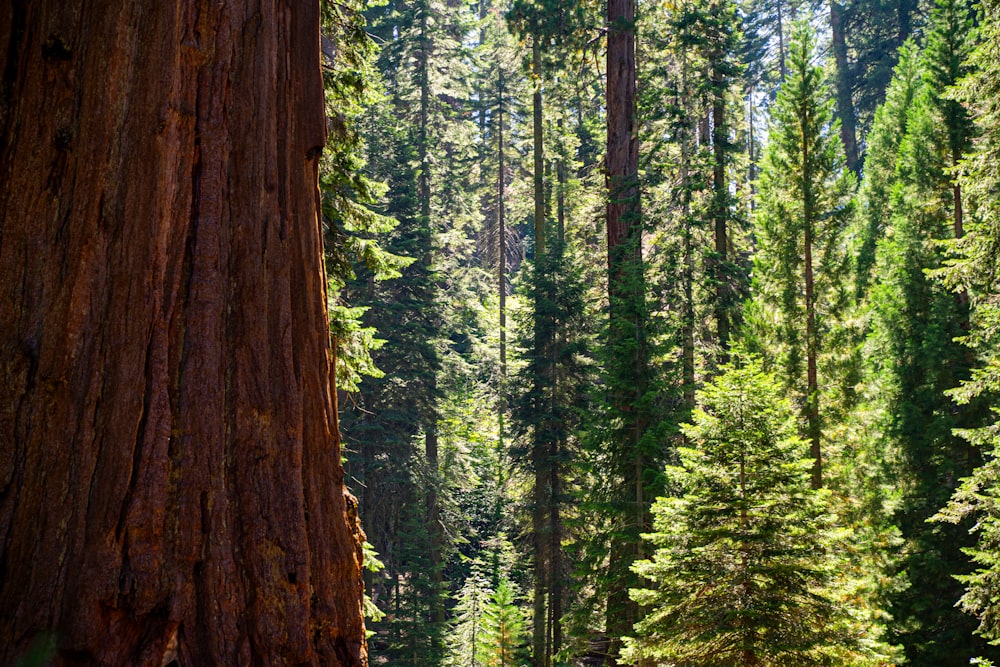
[860,3,996,663]
[449,569,495,667]
[840,0,920,137]
[850,42,921,303]
[623,359,872,666]
[601,0,661,658]
[481,579,530,667]
[934,1,1000,645]
[749,20,854,488]
[506,3,596,663]
[340,0,488,659]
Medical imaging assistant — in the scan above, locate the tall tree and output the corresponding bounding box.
[749,20,854,489]
[842,0,921,140]
[604,0,657,660]
[850,41,921,303]
[0,2,366,664]
[342,0,485,658]
[507,3,595,663]
[934,0,1000,645]
[861,3,994,662]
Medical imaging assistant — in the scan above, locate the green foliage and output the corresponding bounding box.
[840,0,921,135]
[448,567,495,667]
[363,541,387,630]
[12,633,56,667]
[851,41,922,302]
[855,2,997,662]
[480,578,530,667]
[320,0,412,392]
[749,20,854,388]
[932,0,1000,648]
[624,358,874,666]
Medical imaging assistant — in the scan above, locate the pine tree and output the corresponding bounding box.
[449,568,495,667]
[930,0,1000,653]
[749,20,854,488]
[623,358,871,666]
[859,3,997,662]
[481,579,530,667]
[850,41,922,303]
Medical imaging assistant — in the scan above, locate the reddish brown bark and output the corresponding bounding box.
[605,0,651,664]
[0,2,367,665]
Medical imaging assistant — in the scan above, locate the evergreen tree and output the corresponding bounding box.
[859,3,996,663]
[931,0,1000,653]
[748,20,854,488]
[481,579,530,667]
[449,568,495,667]
[841,0,921,139]
[341,0,490,660]
[850,41,922,303]
[506,3,597,663]
[623,359,873,666]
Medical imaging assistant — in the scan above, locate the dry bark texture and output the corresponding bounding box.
[0,1,367,665]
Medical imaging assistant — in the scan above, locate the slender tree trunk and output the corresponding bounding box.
[830,0,860,175]
[417,0,445,631]
[777,1,787,79]
[498,68,507,399]
[550,448,562,660]
[802,141,822,489]
[0,2,366,664]
[711,61,731,358]
[533,40,546,260]
[532,461,548,667]
[898,0,916,44]
[681,56,696,411]
[747,92,758,200]
[557,118,567,246]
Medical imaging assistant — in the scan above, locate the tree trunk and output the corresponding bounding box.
[530,34,550,667]
[533,39,546,260]
[498,70,507,381]
[712,60,731,358]
[802,139,822,489]
[606,0,650,663]
[830,0,860,175]
[777,1,787,79]
[549,444,562,660]
[417,0,445,634]
[0,2,366,665]
[681,54,696,411]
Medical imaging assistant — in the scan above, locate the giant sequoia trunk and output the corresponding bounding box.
[0,2,367,665]
[605,0,651,662]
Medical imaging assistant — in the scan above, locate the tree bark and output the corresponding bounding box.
[606,0,650,663]
[530,34,550,667]
[0,2,367,665]
[830,0,860,175]
[712,60,731,358]
[803,139,822,489]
